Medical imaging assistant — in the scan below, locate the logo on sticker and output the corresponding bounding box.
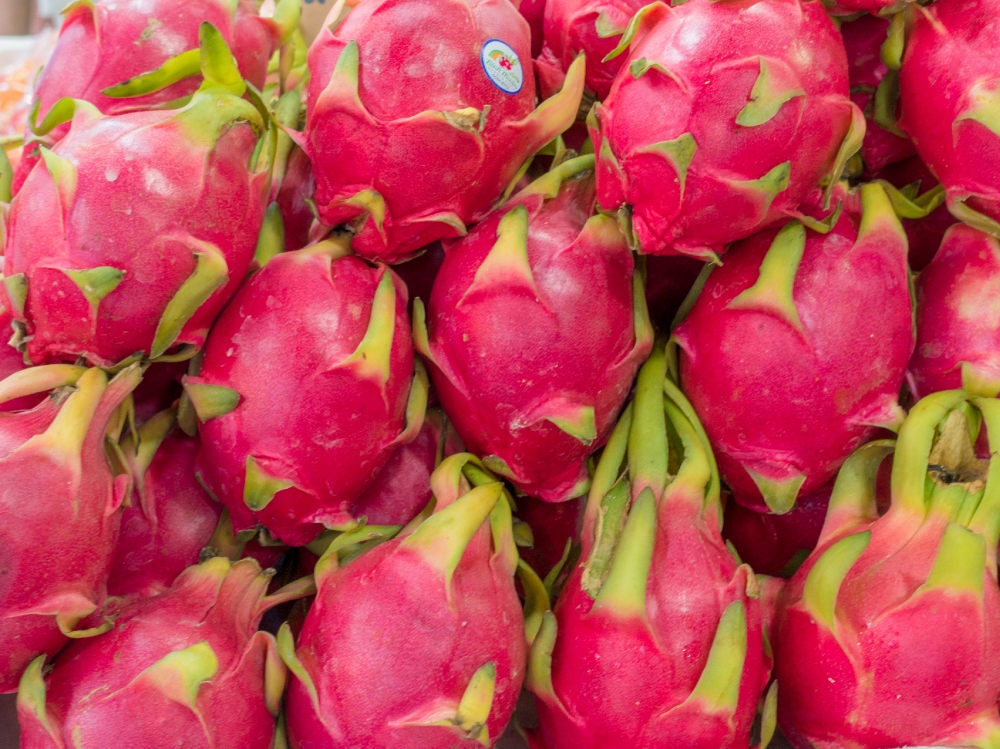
[481,40,523,94]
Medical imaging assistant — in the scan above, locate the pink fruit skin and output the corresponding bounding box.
[18,558,286,748]
[349,410,459,526]
[3,106,267,368]
[674,194,913,512]
[520,0,546,57]
[722,485,830,577]
[276,146,316,253]
[131,361,186,424]
[877,155,957,272]
[31,0,279,126]
[899,0,1000,232]
[421,170,650,502]
[191,250,415,546]
[304,0,577,264]
[535,0,647,100]
[841,15,914,175]
[516,496,583,579]
[107,429,222,598]
[907,224,1000,400]
[590,0,858,259]
[533,494,768,748]
[0,366,138,693]
[0,304,41,413]
[285,493,526,747]
[775,457,1000,748]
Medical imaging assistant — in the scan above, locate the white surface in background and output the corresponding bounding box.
[0,37,32,70]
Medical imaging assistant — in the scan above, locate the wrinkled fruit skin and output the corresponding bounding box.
[841,15,914,175]
[18,558,285,748]
[4,104,266,367]
[192,250,416,546]
[0,366,138,692]
[535,0,647,100]
[899,0,1000,235]
[876,155,956,272]
[285,490,526,747]
[421,171,649,502]
[591,0,858,259]
[908,225,1000,400]
[32,0,279,126]
[722,486,829,577]
[349,410,460,526]
[675,188,913,512]
[305,0,576,263]
[108,429,222,598]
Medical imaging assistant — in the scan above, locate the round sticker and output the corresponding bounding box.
[481,40,524,94]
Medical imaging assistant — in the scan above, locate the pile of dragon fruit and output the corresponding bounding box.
[2,0,1000,746]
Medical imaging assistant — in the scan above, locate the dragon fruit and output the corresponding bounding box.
[281,453,531,747]
[131,361,186,424]
[394,242,446,313]
[0,363,140,692]
[2,26,269,368]
[841,15,914,176]
[673,183,913,513]
[907,225,1000,400]
[876,155,955,271]
[107,408,223,599]
[722,485,830,577]
[185,236,426,547]
[528,346,771,748]
[416,155,652,502]
[17,556,309,748]
[535,0,647,101]
[0,302,40,413]
[303,0,586,264]
[29,0,298,126]
[589,0,862,259]
[644,254,705,333]
[515,495,583,584]
[521,0,547,58]
[898,0,1000,238]
[774,392,1000,749]
[349,409,462,526]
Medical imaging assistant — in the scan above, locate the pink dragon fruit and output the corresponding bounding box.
[876,155,955,271]
[722,485,830,577]
[349,409,463,526]
[535,0,647,101]
[29,0,298,126]
[528,347,772,748]
[303,0,586,264]
[673,183,914,513]
[521,0,547,58]
[907,224,1000,400]
[185,236,426,547]
[898,0,1000,237]
[774,392,1000,748]
[0,301,40,413]
[281,453,531,747]
[107,408,223,598]
[589,0,862,259]
[515,495,583,584]
[17,556,309,748]
[0,363,140,692]
[131,360,186,424]
[416,155,652,502]
[841,15,914,175]
[2,26,269,368]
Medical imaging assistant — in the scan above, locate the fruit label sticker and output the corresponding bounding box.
[481,40,523,94]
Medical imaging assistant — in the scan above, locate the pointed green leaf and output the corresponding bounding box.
[183,381,240,422]
[592,488,656,617]
[333,269,397,387]
[255,203,286,265]
[728,221,806,332]
[244,455,295,512]
[518,558,551,646]
[638,133,697,199]
[61,266,123,312]
[858,181,907,249]
[684,601,747,713]
[197,22,243,96]
[604,2,670,61]
[595,11,626,38]
[17,656,59,743]
[923,523,986,598]
[40,146,78,206]
[802,531,871,628]
[515,154,595,200]
[131,641,218,710]
[727,161,790,215]
[152,241,228,359]
[737,57,805,127]
[454,662,496,743]
[747,468,806,515]
[461,205,536,304]
[627,342,669,501]
[0,144,13,204]
[3,273,27,318]
[276,623,321,713]
[102,48,201,98]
